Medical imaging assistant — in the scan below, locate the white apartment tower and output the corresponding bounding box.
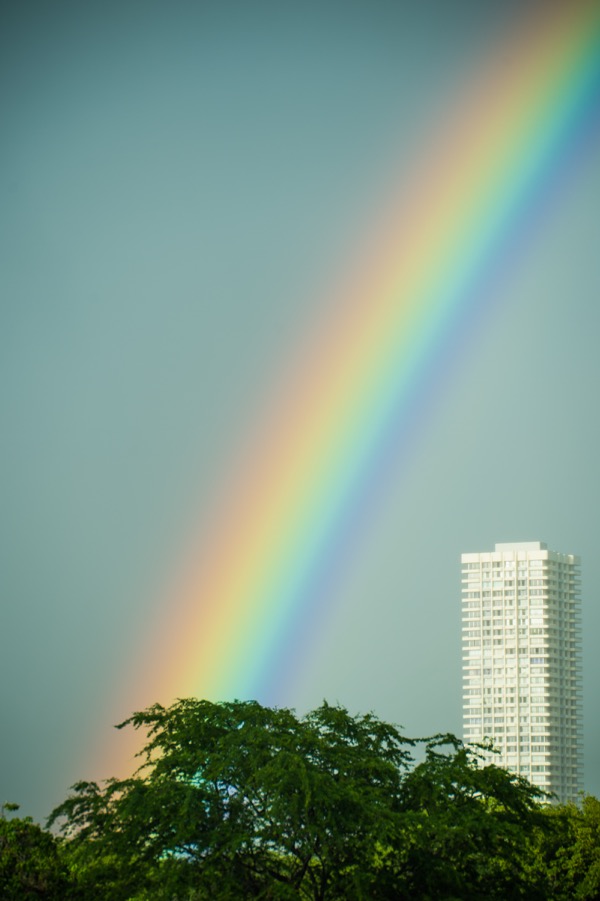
[461,542,583,802]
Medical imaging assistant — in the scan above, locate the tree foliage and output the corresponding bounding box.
[5,698,600,898]
[0,805,69,900]
[50,700,413,899]
[47,698,567,900]
[532,794,600,900]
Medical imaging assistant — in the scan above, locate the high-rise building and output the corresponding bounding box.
[461,541,583,803]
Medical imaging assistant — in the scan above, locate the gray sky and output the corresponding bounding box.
[1,0,599,822]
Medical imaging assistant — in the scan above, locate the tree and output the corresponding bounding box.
[49,698,555,900]
[389,736,549,899]
[0,804,70,899]
[532,794,600,900]
[50,699,413,899]
[567,794,600,898]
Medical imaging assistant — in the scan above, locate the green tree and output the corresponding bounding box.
[533,794,600,900]
[0,804,70,899]
[50,699,413,899]
[388,736,549,899]
[49,698,555,900]
[568,794,600,898]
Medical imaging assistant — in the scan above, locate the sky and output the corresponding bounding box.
[1,0,599,823]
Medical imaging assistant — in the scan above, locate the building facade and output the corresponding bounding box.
[461,541,583,802]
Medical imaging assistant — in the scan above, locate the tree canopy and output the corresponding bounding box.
[47,697,561,900]
[1,697,596,899]
[0,805,69,900]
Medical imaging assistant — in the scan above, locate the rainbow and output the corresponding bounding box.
[129,2,599,714]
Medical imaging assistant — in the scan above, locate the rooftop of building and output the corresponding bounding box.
[495,541,547,550]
